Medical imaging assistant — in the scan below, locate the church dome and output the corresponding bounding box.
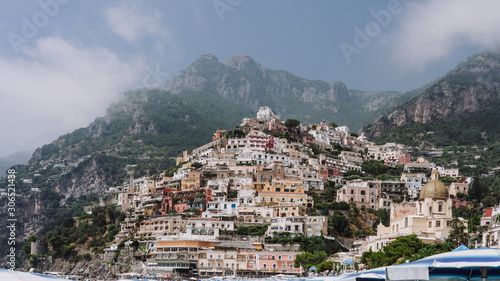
[419,170,449,199]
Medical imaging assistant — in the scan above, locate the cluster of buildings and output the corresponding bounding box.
[103,107,476,276]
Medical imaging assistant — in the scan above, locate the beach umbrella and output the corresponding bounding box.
[0,269,69,281]
[355,272,386,281]
[386,247,500,281]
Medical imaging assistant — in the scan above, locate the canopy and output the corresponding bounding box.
[355,272,386,281]
[321,247,500,281]
[310,266,318,271]
[386,247,500,281]
[0,269,69,281]
[451,244,470,252]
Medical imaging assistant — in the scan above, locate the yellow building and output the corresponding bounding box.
[271,179,305,193]
[272,204,306,217]
[181,169,202,190]
[257,191,312,207]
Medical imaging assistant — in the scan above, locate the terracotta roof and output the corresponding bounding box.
[484,207,493,218]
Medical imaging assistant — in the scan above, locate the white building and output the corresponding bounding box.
[401,173,427,199]
[256,106,279,122]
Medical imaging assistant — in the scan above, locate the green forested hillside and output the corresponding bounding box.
[31,89,253,183]
[374,101,500,148]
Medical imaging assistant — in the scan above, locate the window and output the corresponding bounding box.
[436,220,441,227]
[429,221,432,228]
[438,203,443,212]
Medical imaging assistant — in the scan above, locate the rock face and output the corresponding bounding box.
[164,54,418,131]
[364,50,500,139]
[36,246,143,279]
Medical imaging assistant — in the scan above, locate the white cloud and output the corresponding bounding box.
[104,1,168,43]
[390,0,500,69]
[0,37,145,156]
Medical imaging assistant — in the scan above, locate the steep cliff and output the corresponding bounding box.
[365,50,500,140]
[165,54,420,131]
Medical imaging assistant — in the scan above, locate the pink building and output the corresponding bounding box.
[256,251,301,274]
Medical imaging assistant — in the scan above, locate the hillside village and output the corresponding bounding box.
[22,106,500,278]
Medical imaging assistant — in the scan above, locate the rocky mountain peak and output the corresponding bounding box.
[223,54,260,71]
[196,53,219,63]
[332,81,349,101]
[364,49,500,139]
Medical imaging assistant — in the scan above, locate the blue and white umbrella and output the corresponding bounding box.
[320,246,500,281]
[0,269,70,281]
[386,246,500,281]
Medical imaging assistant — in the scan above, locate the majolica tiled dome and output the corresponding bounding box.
[419,170,449,199]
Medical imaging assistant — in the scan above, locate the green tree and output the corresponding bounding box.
[361,248,386,269]
[361,161,389,175]
[191,162,203,169]
[285,119,300,129]
[377,209,390,227]
[468,174,488,204]
[294,251,327,269]
[362,235,428,269]
[446,217,469,248]
[331,211,352,237]
[285,119,301,134]
[483,195,497,208]
[381,235,424,265]
[317,260,334,273]
[49,236,75,257]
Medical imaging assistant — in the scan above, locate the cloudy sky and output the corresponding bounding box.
[1,0,500,157]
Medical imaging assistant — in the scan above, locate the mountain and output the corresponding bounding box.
[0,88,253,250]
[24,89,252,198]
[164,54,422,131]
[364,50,500,141]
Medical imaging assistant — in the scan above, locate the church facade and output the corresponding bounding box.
[356,170,467,253]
